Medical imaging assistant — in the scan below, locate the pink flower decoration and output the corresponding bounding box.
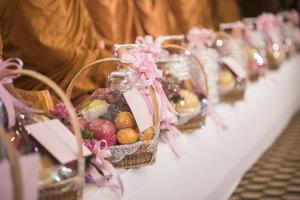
[187,27,215,48]
[50,103,70,119]
[135,35,169,59]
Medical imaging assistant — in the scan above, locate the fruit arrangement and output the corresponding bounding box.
[52,89,154,149]
[159,64,204,125]
[218,67,236,93]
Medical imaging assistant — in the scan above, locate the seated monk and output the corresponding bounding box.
[0,0,113,102]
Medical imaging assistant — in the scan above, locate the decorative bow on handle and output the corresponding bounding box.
[88,140,124,199]
[257,13,283,45]
[120,45,184,156]
[120,47,176,119]
[136,36,169,59]
[187,27,215,49]
[0,58,35,128]
[288,10,299,26]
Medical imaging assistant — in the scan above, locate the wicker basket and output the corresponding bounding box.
[266,48,281,70]
[157,37,209,132]
[0,130,23,200]
[219,82,245,104]
[247,69,260,82]
[66,57,160,169]
[5,69,85,200]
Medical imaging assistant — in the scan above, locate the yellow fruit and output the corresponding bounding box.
[139,127,154,141]
[219,70,235,86]
[175,89,201,112]
[115,112,136,129]
[117,128,139,144]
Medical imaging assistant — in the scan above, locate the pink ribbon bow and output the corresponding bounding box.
[187,27,215,49]
[88,140,123,199]
[160,120,182,158]
[257,13,283,44]
[135,35,169,59]
[120,48,176,119]
[120,48,185,157]
[0,58,36,128]
[288,10,299,26]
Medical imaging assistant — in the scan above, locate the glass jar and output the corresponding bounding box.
[154,35,208,131]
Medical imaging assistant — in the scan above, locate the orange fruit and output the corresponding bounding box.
[115,112,136,129]
[139,127,154,141]
[117,128,139,144]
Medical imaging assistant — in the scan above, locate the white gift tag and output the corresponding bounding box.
[25,119,92,164]
[123,87,153,132]
[220,56,246,79]
[0,153,40,200]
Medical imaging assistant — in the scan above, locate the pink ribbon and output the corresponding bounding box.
[257,13,283,44]
[187,27,215,49]
[288,10,299,26]
[207,99,227,129]
[120,48,177,120]
[0,58,36,128]
[135,35,169,59]
[88,140,123,199]
[120,47,185,157]
[160,120,182,158]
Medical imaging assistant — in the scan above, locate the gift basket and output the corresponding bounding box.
[186,27,220,105]
[257,13,286,70]
[66,56,160,169]
[220,22,265,82]
[243,17,268,80]
[0,129,23,200]
[136,35,209,132]
[278,10,300,57]
[0,58,86,200]
[213,32,247,103]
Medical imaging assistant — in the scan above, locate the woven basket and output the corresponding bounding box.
[247,69,260,82]
[266,49,281,70]
[5,69,85,200]
[212,32,246,103]
[219,84,245,104]
[66,57,160,169]
[157,39,209,132]
[0,130,23,200]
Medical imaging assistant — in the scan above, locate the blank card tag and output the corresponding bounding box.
[0,153,40,200]
[123,87,153,132]
[221,56,246,79]
[25,119,92,164]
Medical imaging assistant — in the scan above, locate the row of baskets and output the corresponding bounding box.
[0,10,299,200]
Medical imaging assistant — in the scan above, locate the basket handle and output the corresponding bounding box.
[66,57,159,127]
[219,22,244,31]
[159,35,185,45]
[161,44,209,98]
[0,130,23,200]
[5,69,84,181]
[112,44,144,57]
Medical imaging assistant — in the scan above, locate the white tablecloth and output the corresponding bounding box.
[84,55,300,200]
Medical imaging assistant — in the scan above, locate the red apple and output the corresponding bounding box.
[88,118,117,146]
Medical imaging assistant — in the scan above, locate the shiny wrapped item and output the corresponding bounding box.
[220,22,266,82]
[0,58,85,200]
[278,10,300,57]
[213,31,246,103]
[187,27,220,105]
[136,35,209,132]
[242,18,268,81]
[66,54,160,169]
[256,13,286,70]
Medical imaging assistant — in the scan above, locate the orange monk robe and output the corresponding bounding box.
[216,0,241,24]
[84,0,181,44]
[0,0,112,99]
[167,0,218,33]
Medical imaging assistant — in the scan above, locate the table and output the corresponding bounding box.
[84,55,300,200]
